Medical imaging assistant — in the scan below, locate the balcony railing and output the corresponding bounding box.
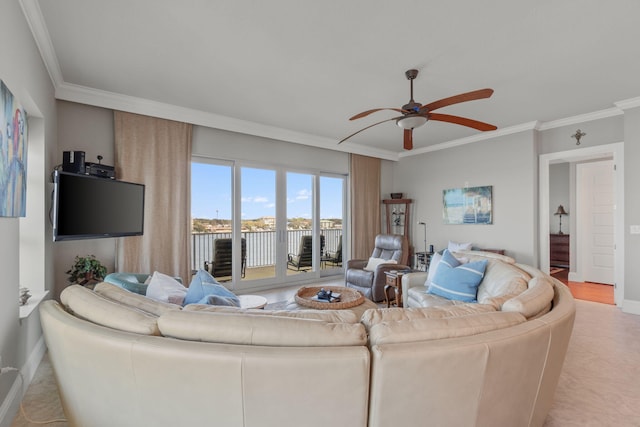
[191,229,343,271]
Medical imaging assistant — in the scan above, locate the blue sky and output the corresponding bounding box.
[192,163,343,220]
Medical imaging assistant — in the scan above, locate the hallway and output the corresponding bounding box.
[551,268,614,305]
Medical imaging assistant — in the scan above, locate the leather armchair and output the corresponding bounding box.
[345,234,409,302]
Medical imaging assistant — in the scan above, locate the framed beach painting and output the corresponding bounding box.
[443,186,492,225]
[1,80,28,217]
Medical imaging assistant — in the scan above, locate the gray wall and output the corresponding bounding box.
[53,101,116,300]
[623,107,640,302]
[393,130,538,265]
[0,2,57,424]
[52,102,351,301]
[193,126,349,174]
[393,113,638,310]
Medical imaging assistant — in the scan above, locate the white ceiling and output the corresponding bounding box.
[23,0,640,160]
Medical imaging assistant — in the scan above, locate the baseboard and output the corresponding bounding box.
[0,336,47,427]
[568,271,582,282]
[622,299,640,315]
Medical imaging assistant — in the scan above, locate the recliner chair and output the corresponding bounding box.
[345,234,409,302]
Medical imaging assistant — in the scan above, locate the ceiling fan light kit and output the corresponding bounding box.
[339,69,497,150]
[396,115,428,129]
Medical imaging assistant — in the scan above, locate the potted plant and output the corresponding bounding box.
[67,255,107,286]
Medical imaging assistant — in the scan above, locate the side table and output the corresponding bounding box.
[238,294,268,309]
[384,270,407,308]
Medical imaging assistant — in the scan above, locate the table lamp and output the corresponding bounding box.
[554,205,568,235]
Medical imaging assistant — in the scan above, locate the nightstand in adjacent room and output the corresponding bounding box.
[550,234,570,268]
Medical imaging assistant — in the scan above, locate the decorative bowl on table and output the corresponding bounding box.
[295,286,364,310]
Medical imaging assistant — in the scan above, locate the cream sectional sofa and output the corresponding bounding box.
[40,251,575,427]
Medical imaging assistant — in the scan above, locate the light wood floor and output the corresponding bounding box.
[551,268,614,305]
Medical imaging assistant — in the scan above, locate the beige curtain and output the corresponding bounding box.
[350,154,381,260]
[114,111,192,284]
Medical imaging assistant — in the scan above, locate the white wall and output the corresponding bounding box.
[0,2,57,424]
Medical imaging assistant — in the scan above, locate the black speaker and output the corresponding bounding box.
[62,151,85,174]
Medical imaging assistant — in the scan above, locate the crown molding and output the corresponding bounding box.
[614,96,640,111]
[20,0,640,162]
[536,107,623,131]
[20,0,63,87]
[55,82,400,161]
[398,121,539,158]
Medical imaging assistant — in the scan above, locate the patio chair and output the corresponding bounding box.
[324,235,342,266]
[204,238,246,280]
[287,235,325,271]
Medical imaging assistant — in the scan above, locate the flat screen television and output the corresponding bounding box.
[53,170,145,241]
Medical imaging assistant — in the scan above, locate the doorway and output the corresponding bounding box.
[539,142,624,306]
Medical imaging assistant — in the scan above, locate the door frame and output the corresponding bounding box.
[539,142,624,306]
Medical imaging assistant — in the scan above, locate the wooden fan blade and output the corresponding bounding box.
[420,88,494,113]
[403,129,413,150]
[350,108,408,120]
[428,113,497,131]
[338,116,404,144]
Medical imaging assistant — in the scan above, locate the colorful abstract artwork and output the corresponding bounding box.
[1,80,28,217]
[443,186,492,225]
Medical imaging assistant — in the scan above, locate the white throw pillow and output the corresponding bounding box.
[448,241,473,252]
[363,257,397,272]
[424,252,442,288]
[146,271,187,305]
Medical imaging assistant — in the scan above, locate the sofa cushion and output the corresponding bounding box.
[94,281,182,316]
[367,311,526,345]
[146,271,188,305]
[475,260,530,304]
[360,303,496,329]
[184,304,359,323]
[407,286,469,308]
[158,310,367,347]
[183,269,239,306]
[60,285,161,335]
[502,277,555,318]
[428,253,488,302]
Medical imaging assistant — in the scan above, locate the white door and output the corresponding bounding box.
[577,160,615,285]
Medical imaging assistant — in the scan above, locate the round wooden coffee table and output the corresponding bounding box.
[295,285,364,310]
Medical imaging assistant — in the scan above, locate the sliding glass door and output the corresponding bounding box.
[192,158,346,290]
[240,167,277,282]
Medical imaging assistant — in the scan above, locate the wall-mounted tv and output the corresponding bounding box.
[53,171,145,241]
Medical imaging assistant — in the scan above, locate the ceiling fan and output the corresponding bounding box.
[338,69,497,150]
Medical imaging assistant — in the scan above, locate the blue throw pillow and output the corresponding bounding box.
[183,270,239,306]
[428,256,488,303]
[439,249,462,269]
